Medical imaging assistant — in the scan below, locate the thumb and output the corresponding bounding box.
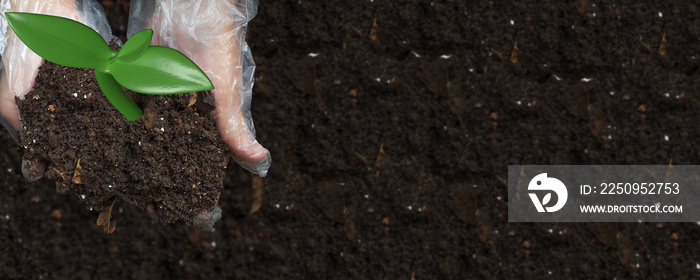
[214,97,270,177]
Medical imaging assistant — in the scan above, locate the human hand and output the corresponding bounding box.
[128,0,271,177]
[0,0,116,181]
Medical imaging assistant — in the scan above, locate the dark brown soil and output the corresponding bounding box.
[16,60,227,226]
[4,0,700,279]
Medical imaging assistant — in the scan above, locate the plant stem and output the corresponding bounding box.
[95,72,143,121]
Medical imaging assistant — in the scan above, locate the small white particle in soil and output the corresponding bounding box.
[440,54,451,59]
[275,204,280,208]
[160,127,165,132]
[608,135,612,140]
[548,271,552,275]
[497,196,502,200]
[5,215,9,220]
[664,135,669,141]
[407,206,412,210]
[73,93,78,97]
[211,241,216,248]
[32,139,36,143]
[108,185,113,188]
[89,207,93,211]
[81,194,86,199]
[581,77,593,82]
[179,260,184,266]
[119,208,123,213]
[307,52,319,57]
[658,12,663,17]
[6,168,12,173]
[83,95,87,98]
[138,142,141,146]
[375,77,381,82]
[553,74,561,81]
[664,93,670,98]
[548,229,553,233]
[285,205,290,210]
[509,19,514,25]
[516,100,522,105]
[696,263,700,269]
[412,51,420,58]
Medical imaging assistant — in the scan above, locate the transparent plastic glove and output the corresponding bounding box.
[128,0,270,177]
[0,0,116,181]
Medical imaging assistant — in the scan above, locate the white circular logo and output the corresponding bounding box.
[528,173,568,213]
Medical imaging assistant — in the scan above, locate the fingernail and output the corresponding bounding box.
[0,114,17,141]
[235,152,271,178]
[192,206,222,232]
[21,154,47,182]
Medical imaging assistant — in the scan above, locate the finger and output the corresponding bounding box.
[192,205,222,232]
[21,153,47,182]
[0,111,18,141]
[215,104,270,177]
[232,150,271,178]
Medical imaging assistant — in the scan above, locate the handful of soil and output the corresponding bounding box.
[16,60,228,229]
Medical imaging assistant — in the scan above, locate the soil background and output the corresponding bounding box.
[4,0,700,279]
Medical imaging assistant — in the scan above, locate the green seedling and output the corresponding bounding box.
[5,12,214,121]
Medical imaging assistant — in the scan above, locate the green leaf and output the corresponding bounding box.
[117,29,153,63]
[5,12,115,69]
[95,72,143,121]
[107,46,214,94]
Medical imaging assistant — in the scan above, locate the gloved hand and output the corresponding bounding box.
[128,0,271,177]
[0,0,116,181]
